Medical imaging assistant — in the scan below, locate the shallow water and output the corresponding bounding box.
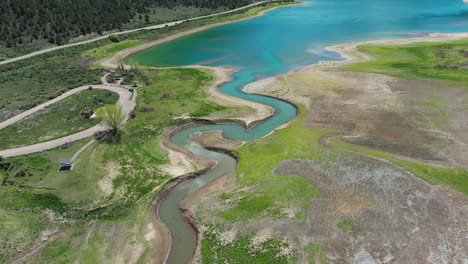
[129,1,468,263]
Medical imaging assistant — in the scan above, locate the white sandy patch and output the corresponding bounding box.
[159,148,194,177]
[251,228,273,248]
[145,223,157,242]
[174,113,190,120]
[352,248,378,264]
[219,230,237,245]
[98,161,121,196]
[244,78,280,93]
[281,208,296,219]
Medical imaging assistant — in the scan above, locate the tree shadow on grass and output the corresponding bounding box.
[95,130,122,145]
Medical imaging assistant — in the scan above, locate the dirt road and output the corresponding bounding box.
[0,78,135,158]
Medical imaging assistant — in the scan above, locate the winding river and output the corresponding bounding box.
[126,0,468,263]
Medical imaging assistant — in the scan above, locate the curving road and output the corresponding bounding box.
[0,75,136,158]
[0,1,271,66]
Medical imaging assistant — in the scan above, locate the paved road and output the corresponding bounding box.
[0,1,270,66]
[0,78,136,158]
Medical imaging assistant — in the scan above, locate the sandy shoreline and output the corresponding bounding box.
[244,31,468,168]
[245,32,468,93]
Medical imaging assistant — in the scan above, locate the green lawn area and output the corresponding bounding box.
[343,38,468,84]
[0,89,118,149]
[330,140,468,195]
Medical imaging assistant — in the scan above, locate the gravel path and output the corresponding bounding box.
[0,1,270,66]
[0,77,136,158]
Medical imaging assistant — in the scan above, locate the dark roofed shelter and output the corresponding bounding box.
[59,159,73,171]
[81,109,94,119]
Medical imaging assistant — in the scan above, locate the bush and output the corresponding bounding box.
[139,107,155,112]
[109,35,120,43]
[129,110,136,119]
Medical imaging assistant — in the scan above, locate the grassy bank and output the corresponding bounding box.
[343,38,468,84]
[222,107,327,222]
[195,107,335,263]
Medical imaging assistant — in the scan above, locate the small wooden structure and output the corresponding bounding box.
[81,109,94,119]
[59,159,73,172]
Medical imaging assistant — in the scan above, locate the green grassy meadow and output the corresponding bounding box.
[219,108,327,222]
[343,38,468,84]
[201,226,296,264]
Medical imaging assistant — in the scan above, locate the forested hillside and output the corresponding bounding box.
[0,0,252,51]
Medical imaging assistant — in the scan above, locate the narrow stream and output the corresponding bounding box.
[160,66,298,264]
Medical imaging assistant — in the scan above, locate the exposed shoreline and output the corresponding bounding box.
[246,32,468,95]
[244,32,468,168]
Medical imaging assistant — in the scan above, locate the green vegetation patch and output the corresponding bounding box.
[218,106,329,222]
[0,50,103,122]
[0,207,46,263]
[330,140,468,195]
[201,227,296,264]
[0,89,118,149]
[82,39,144,62]
[337,218,361,234]
[343,38,468,84]
[31,240,74,264]
[304,243,329,264]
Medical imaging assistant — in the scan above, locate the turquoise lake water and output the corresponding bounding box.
[129,1,468,263]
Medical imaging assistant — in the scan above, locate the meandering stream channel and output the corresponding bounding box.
[126,0,468,263]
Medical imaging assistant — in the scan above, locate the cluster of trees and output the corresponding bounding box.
[0,0,253,47]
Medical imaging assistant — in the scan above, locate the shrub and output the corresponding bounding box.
[109,35,120,43]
